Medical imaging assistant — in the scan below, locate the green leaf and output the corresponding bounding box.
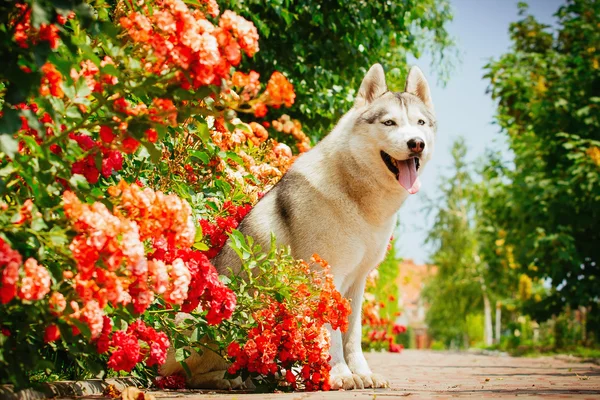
[23,110,42,133]
[189,150,210,164]
[0,108,21,135]
[65,106,82,119]
[219,275,231,285]
[101,64,120,77]
[31,216,48,232]
[205,201,218,211]
[0,135,18,159]
[196,120,210,142]
[193,242,209,251]
[225,151,244,165]
[0,164,15,177]
[175,347,188,363]
[30,2,50,28]
[70,319,92,340]
[194,225,203,242]
[190,328,200,342]
[75,78,92,98]
[48,231,68,246]
[62,82,76,99]
[214,179,232,195]
[180,360,192,378]
[144,142,162,163]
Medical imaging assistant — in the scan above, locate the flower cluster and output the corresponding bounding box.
[60,180,238,348]
[12,3,66,50]
[199,201,252,259]
[40,63,64,98]
[63,190,145,291]
[311,255,351,333]
[224,70,296,118]
[120,0,259,89]
[29,53,177,186]
[70,57,119,95]
[0,238,51,305]
[44,324,61,343]
[62,181,197,328]
[14,102,64,156]
[231,71,261,102]
[587,146,600,167]
[150,247,236,322]
[271,115,311,153]
[153,374,186,389]
[225,254,351,392]
[0,238,23,304]
[210,118,269,151]
[17,258,52,301]
[365,324,405,353]
[204,129,296,200]
[227,300,333,391]
[362,269,405,353]
[70,133,124,184]
[108,180,195,249]
[100,320,170,372]
[266,72,296,108]
[69,97,175,184]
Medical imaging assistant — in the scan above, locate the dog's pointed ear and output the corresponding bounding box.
[355,64,387,108]
[404,66,434,111]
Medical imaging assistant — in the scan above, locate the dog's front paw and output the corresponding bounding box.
[329,371,364,390]
[355,372,390,389]
[186,370,245,390]
[215,376,245,390]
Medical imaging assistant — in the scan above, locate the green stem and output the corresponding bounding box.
[46,101,106,146]
[146,308,174,314]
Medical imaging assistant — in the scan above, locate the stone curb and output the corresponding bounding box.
[0,377,146,400]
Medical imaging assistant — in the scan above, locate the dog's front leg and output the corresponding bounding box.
[327,325,364,390]
[343,278,390,388]
[325,272,363,390]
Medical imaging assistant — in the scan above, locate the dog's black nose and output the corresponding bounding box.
[407,137,425,153]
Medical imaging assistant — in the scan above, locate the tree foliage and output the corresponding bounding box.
[482,0,600,330]
[422,139,489,347]
[221,0,455,138]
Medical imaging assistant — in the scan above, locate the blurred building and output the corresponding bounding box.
[395,259,437,349]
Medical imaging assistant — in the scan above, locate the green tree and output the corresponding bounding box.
[483,0,600,340]
[423,139,494,348]
[222,0,455,139]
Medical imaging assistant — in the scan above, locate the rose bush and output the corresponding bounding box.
[0,0,347,391]
[205,237,350,392]
[362,239,406,353]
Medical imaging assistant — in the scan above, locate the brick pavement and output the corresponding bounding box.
[141,350,599,400]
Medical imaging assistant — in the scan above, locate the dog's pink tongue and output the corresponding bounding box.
[397,159,421,194]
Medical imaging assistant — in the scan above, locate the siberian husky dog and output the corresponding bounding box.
[160,64,436,390]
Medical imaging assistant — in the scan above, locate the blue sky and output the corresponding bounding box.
[395,0,563,264]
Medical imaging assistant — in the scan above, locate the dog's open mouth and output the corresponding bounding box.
[380,151,422,194]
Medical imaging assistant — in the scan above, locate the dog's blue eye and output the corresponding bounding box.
[418,119,426,126]
[382,120,396,126]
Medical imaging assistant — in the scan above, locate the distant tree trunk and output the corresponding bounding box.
[581,306,587,344]
[495,301,502,344]
[483,293,493,346]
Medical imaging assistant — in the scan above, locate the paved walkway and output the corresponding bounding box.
[143,350,599,400]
